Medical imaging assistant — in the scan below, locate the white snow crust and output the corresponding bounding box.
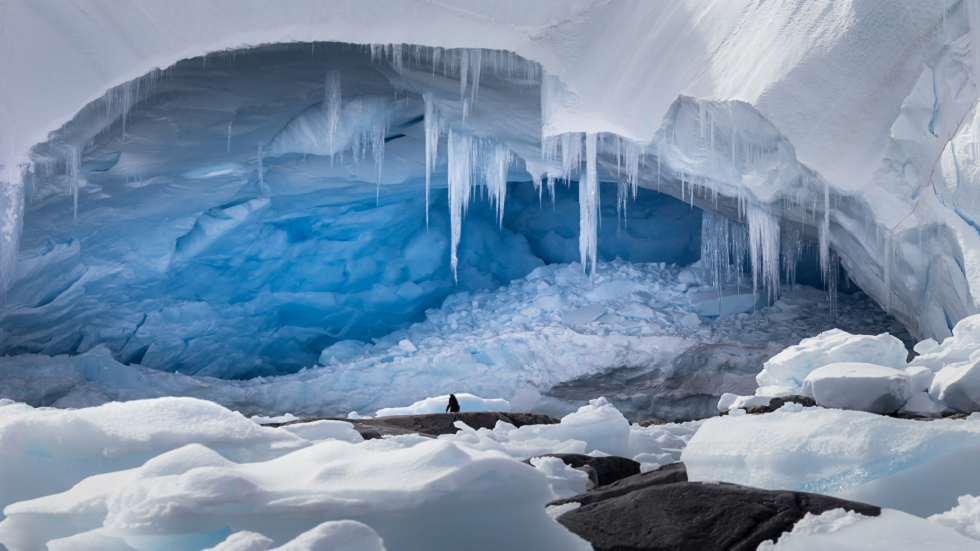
[683,404,980,517]
[0,395,703,551]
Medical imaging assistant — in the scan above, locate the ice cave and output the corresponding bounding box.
[3,1,980,550]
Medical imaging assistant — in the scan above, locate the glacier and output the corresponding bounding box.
[3,0,980,549]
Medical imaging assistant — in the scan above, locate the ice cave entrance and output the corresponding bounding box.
[8,41,907,389]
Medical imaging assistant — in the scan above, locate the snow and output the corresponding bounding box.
[801,363,912,414]
[756,329,910,393]
[683,404,980,517]
[930,494,980,541]
[0,394,712,550]
[909,314,980,413]
[758,509,980,550]
[374,393,509,417]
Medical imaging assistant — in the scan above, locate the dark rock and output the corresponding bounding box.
[640,418,667,427]
[524,454,641,490]
[556,481,881,551]
[768,395,817,410]
[263,411,560,439]
[549,462,688,508]
[719,395,817,417]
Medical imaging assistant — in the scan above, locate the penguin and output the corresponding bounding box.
[446,394,460,413]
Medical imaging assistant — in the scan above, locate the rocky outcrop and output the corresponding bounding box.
[549,462,688,508]
[556,480,881,551]
[263,411,559,439]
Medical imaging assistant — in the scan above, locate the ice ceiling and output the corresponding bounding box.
[2,0,980,383]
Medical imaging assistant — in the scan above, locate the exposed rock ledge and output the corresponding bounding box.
[263,411,559,439]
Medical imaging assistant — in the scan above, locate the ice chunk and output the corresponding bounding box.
[503,397,631,457]
[899,391,952,418]
[281,420,364,443]
[758,509,980,550]
[319,340,368,365]
[683,406,980,516]
[618,302,656,319]
[688,287,767,317]
[374,393,510,416]
[530,456,590,500]
[755,386,796,398]
[562,303,606,325]
[930,359,980,414]
[930,494,980,541]
[756,329,909,392]
[397,339,418,353]
[905,365,935,393]
[677,312,701,327]
[802,362,912,414]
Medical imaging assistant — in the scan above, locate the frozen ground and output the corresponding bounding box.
[2,392,980,550]
[0,396,697,551]
[0,258,908,422]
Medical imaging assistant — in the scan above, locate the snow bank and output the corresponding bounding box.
[758,508,980,550]
[0,397,306,518]
[0,409,592,551]
[756,329,909,392]
[802,363,912,414]
[683,404,980,517]
[374,393,510,417]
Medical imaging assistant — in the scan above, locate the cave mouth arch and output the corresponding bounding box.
[8,41,906,392]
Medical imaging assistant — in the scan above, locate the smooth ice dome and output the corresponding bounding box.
[683,405,980,517]
[802,363,913,414]
[756,330,909,393]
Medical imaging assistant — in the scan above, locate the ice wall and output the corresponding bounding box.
[2,0,980,349]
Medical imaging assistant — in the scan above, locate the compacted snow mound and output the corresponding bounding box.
[756,329,909,392]
[802,363,912,414]
[683,404,980,517]
[758,509,980,550]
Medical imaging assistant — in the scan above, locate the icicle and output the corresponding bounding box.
[67,146,80,220]
[469,49,482,104]
[479,139,513,226]
[459,51,470,101]
[257,144,264,188]
[324,70,342,151]
[547,175,556,209]
[580,133,599,279]
[747,205,781,302]
[560,133,582,183]
[227,119,234,153]
[448,129,472,281]
[819,183,831,278]
[780,227,803,290]
[423,93,443,227]
[532,173,543,208]
[0,163,26,294]
[392,44,404,73]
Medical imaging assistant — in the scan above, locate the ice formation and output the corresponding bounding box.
[0,260,905,422]
[683,403,980,517]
